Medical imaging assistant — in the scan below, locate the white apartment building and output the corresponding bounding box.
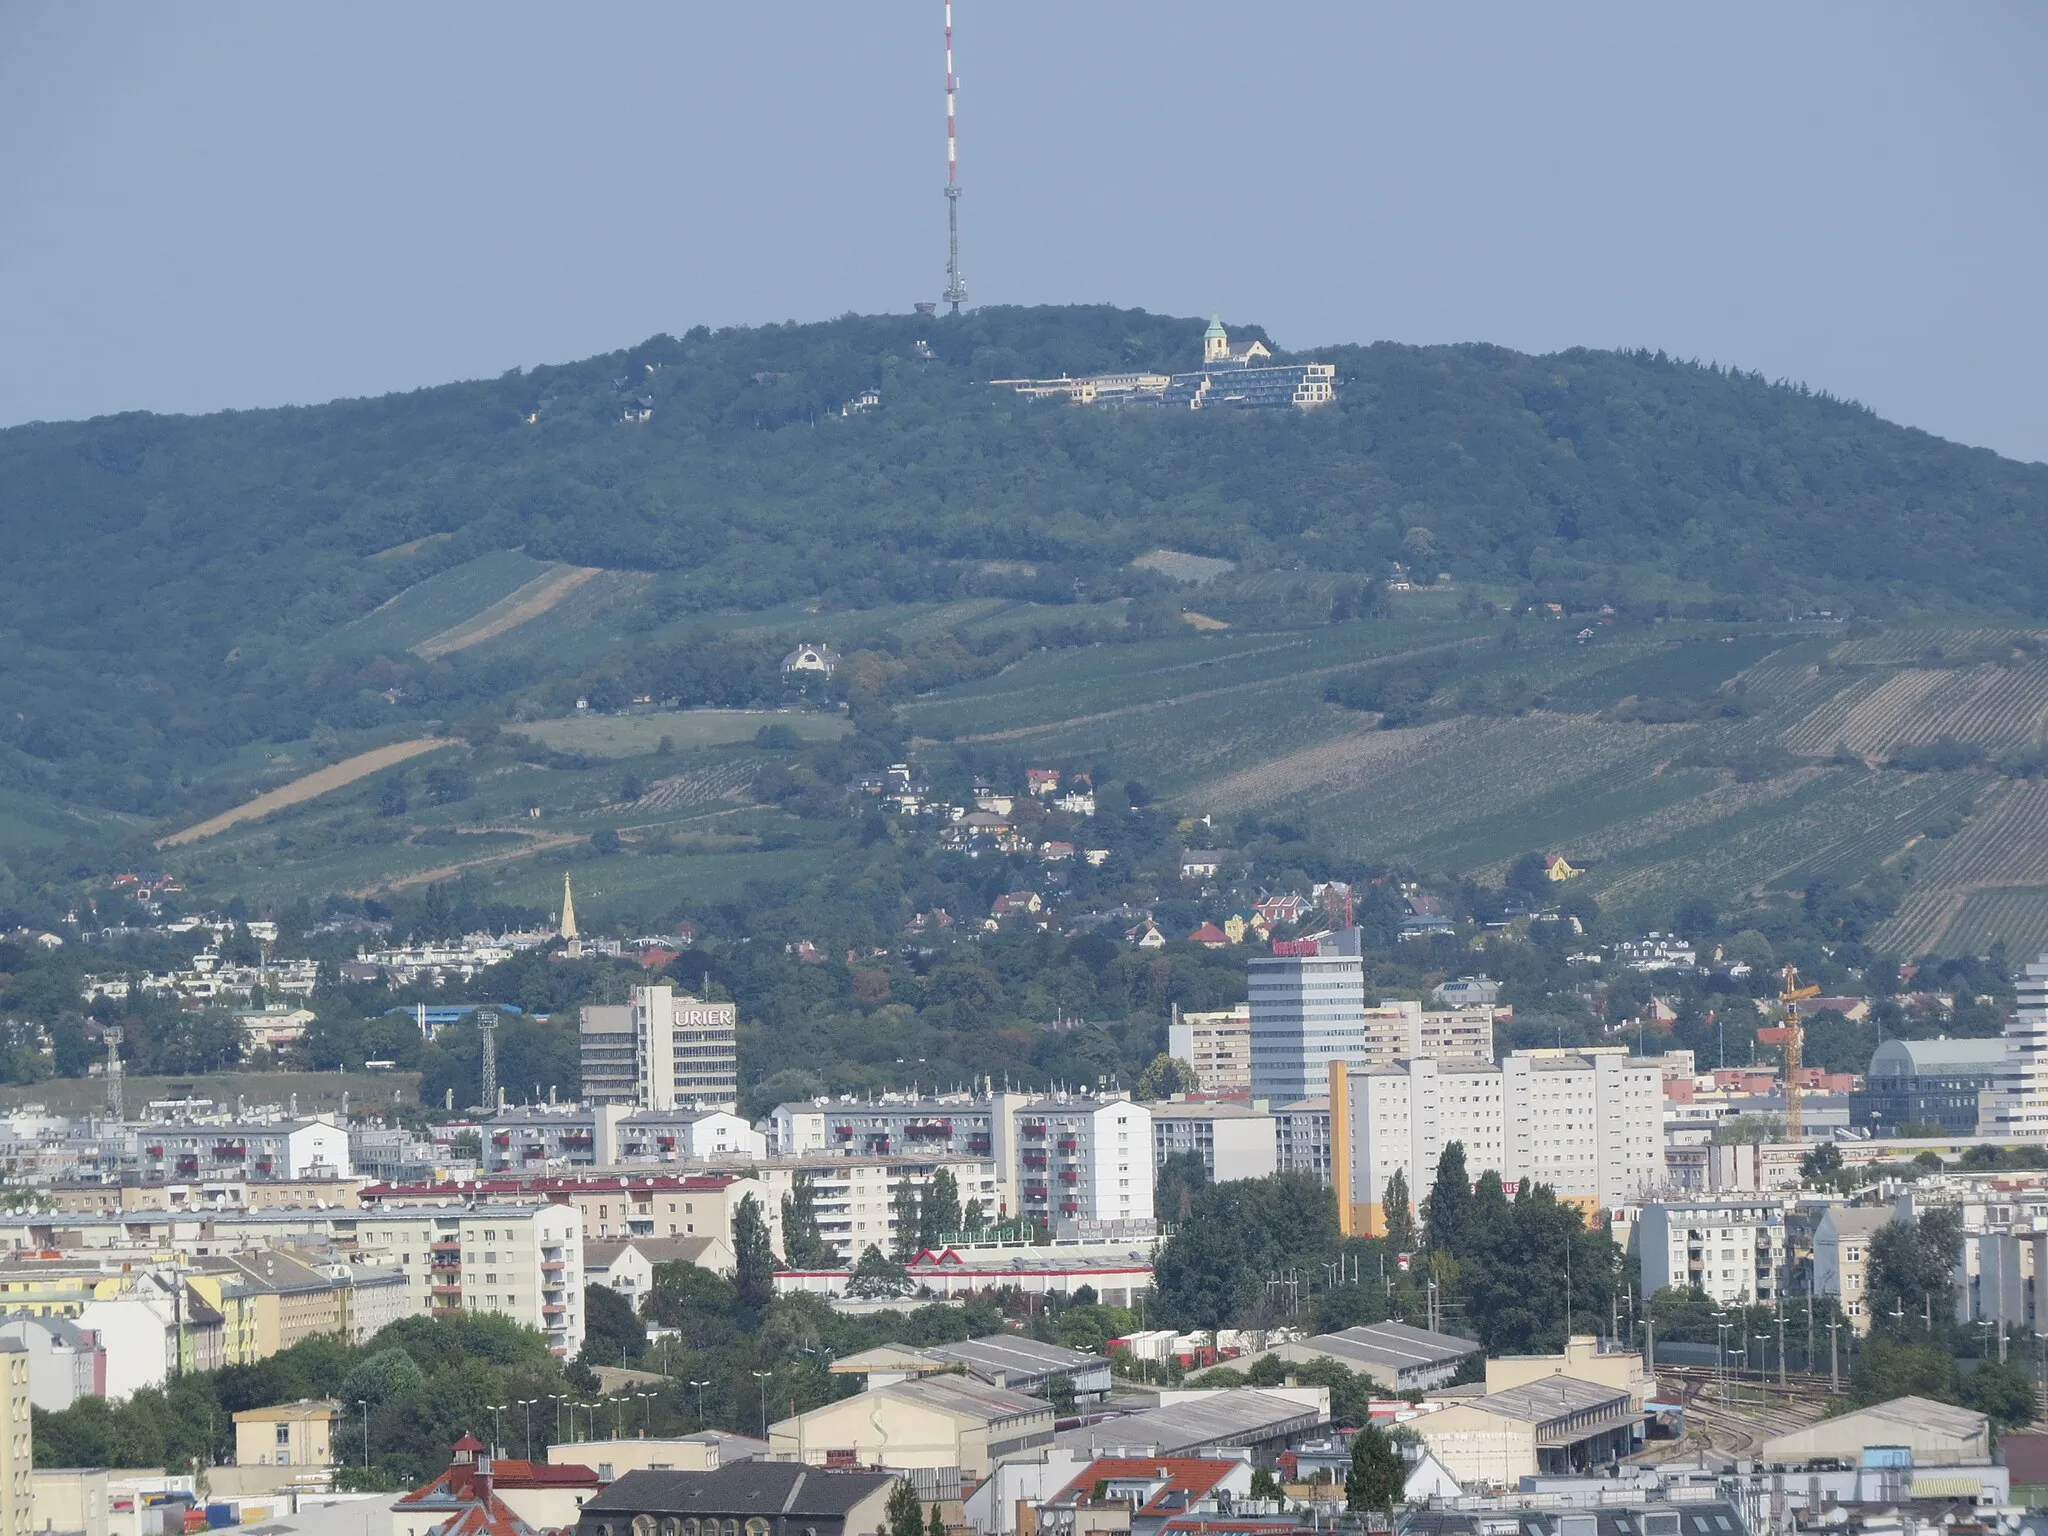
[1334,1057,1505,1235]
[481,1104,763,1171]
[1168,1005,1252,1093]
[580,985,737,1111]
[1149,1101,1277,1183]
[1814,1206,1893,1331]
[1983,954,2048,1139]
[1637,1197,1789,1306]
[767,1093,1028,1211]
[1331,1049,1664,1236]
[353,1203,584,1356]
[743,1155,1004,1262]
[1504,1049,1662,1212]
[137,1116,350,1182]
[1015,1097,1152,1232]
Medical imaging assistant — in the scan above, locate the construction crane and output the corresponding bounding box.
[1760,966,1821,1146]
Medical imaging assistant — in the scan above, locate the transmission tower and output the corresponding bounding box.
[477,1010,499,1111]
[103,1026,124,1122]
[941,0,967,314]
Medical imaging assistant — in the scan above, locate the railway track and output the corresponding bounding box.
[1628,1367,1835,1465]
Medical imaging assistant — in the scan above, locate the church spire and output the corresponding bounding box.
[560,873,581,957]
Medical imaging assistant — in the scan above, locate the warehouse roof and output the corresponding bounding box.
[1055,1388,1325,1455]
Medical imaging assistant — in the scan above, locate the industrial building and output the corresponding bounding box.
[1758,1395,1991,1466]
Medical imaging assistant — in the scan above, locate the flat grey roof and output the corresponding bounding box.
[1054,1388,1325,1454]
[1305,1321,1479,1371]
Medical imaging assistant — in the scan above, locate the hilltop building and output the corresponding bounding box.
[993,318,1335,413]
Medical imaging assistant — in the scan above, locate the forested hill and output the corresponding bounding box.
[1,303,2045,819]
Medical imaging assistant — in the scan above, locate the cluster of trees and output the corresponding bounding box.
[1152,1149,1619,1355]
[34,1313,573,1487]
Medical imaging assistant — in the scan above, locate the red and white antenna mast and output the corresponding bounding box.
[942,0,968,313]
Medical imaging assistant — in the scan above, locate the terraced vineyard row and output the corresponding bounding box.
[1831,626,2043,665]
[1942,890,2048,962]
[623,760,759,814]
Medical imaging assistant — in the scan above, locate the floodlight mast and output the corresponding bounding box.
[942,1,967,314]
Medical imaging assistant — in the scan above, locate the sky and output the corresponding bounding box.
[3,4,2045,462]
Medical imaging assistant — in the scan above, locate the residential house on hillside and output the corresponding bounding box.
[779,644,842,680]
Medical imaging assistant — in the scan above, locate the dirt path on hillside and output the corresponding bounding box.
[352,830,587,895]
[413,565,602,658]
[159,738,459,848]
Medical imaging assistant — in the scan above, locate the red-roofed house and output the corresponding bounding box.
[1027,769,1062,797]
[1188,923,1229,949]
[393,1436,600,1536]
[1038,1457,1254,1536]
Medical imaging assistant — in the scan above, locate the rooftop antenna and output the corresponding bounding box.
[103,1026,124,1122]
[477,1009,499,1111]
[942,0,967,314]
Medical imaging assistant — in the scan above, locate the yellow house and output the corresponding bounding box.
[1544,855,1582,882]
[234,1399,343,1468]
[187,1273,263,1366]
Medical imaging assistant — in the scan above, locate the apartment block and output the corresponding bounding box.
[137,1116,351,1182]
[744,1156,1004,1262]
[362,1172,763,1253]
[580,985,738,1111]
[1275,1098,1332,1185]
[768,1094,1030,1212]
[352,1203,584,1357]
[481,1103,763,1172]
[1167,1005,1252,1093]
[1149,1101,1277,1184]
[1814,1206,1893,1331]
[1330,1048,1664,1236]
[1015,1097,1152,1232]
[1637,1197,1789,1307]
[1503,1049,1663,1212]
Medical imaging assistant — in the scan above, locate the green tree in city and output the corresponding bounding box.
[891,1179,923,1260]
[781,1172,837,1269]
[919,1169,962,1250]
[1136,1054,1199,1100]
[886,1479,925,1536]
[1963,1357,2038,1429]
[733,1194,777,1311]
[1346,1423,1405,1513]
[1424,1142,1471,1255]
[1381,1167,1415,1252]
[1156,1151,1209,1223]
[580,1283,645,1365]
[847,1244,914,1299]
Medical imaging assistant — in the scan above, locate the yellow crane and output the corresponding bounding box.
[1762,966,1820,1145]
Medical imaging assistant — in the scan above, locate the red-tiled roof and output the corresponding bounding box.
[489,1460,600,1489]
[1052,1457,1239,1515]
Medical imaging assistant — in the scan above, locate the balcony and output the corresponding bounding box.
[1059,1169,1079,1184]
[214,1142,247,1160]
[543,1301,566,1316]
[968,1135,993,1154]
[1022,1152,1048,1170]
[905,1120,953,1141]
[542,1258,564,1273]
[1021,1122,1047,1139]
[1056,1139,1078,1154]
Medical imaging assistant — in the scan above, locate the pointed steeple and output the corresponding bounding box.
[560,873,581,957]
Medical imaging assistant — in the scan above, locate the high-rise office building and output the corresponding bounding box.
[1248,930,1369,1101]
[1985,954,2048,1140]
[580,985,737,1111]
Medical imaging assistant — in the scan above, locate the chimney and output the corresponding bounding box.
[474,1455,493,1502]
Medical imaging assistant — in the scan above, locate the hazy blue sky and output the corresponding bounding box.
[4,4,2045,460]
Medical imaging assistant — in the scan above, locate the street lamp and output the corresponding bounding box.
[357,1399,369,1473]
[689,1380,711,1431]
[636,1392,656,1437]
[487,1405,505,1457]
[521,1399,538,1460]
[752,1371,773,1439]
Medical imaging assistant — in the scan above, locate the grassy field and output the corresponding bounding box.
[330,550,555,656]
[508,708,850,757]
[0,1070,422,1117]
